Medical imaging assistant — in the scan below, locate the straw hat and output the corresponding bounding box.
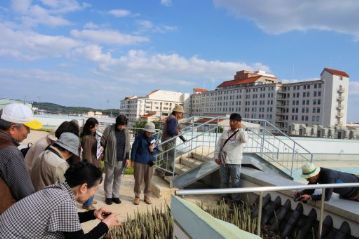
[172,105,184,113]
[301,162,320,179]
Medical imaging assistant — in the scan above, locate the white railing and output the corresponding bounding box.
[155,116,313,179]
[176,183,359,238]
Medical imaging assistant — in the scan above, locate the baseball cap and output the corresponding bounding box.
[1,103,42,130]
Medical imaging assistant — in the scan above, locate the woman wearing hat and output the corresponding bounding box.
[131,122,158,205]
[100,115,130,205]
[31,132,80,191]
[295,162,359,202]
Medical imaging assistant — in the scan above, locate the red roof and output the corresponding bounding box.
[193,88,208,93]
[217,76,261,88]
[324,68,349,78]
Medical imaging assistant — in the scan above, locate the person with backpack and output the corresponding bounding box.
[0,103,42,214]
[25,120,79,173]
[31,132,80,191]
[214,113,247,203]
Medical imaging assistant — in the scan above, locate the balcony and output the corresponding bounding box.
[337,87,345,94]
[336,112,344,118]
[337,96,344,102]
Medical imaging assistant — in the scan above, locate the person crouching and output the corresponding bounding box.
[131,122,158,205]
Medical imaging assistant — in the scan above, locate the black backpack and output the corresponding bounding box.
[20,143,32,157]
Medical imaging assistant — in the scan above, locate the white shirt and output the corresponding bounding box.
[214,128,247,165]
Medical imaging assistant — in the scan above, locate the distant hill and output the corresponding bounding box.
[33,102,119,116]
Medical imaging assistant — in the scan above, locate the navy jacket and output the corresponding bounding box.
[131,133,158,164]
[302,167,359,201]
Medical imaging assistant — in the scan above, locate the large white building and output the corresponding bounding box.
[190,68,349,131]
[120,90,190,122]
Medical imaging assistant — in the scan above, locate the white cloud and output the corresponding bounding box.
[10,0,87,27]
[161,0,172,7]
[70,29,149,45]
[108,9,131,17]
[0,22,79,60]
[11,0,32,13]
[213,0,359,39]
[136,20,177,33]
[40,0,87,13]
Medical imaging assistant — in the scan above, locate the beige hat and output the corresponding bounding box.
[144,122,156,133]
[301,162,320,179]
[172,104,184,113]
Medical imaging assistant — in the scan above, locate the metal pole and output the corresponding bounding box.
[257,192,263,236]
[319,188,325,238]
[291,143,296,176]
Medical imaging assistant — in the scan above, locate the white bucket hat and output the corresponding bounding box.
[301,162,320,179]
[1,103,42,130]
[55,132,80,156]
[144,122,156,133]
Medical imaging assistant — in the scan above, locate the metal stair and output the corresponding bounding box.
[155,116,313,188]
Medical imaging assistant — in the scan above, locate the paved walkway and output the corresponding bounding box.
[81,175,219,232]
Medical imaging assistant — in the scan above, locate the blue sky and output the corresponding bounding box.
[1,0,359,121]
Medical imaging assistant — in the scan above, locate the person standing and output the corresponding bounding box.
[131,122,158,205]
[31,132,80,191]
[101,115,130,205]
[214,113,247,203]
[25,120,80,173]
[0,103,42,214]
[81,117,99,210]
[161,104,186,172]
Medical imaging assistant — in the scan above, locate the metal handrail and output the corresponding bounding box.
[251,118,313,157]
[176,183,359,237]
[158,116,222,146]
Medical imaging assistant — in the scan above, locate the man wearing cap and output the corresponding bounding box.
[131,122,159,205]
[161,104,186,172]
[295,162,359,202]
[214,113,247,203]
[31,132,80,191]
[101,115,130,205]
[0,103,42,213]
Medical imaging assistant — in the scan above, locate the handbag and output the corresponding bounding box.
[218,129,239,164]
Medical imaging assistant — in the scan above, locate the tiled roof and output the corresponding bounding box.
[193,88,208,93]
[324,68,349,78]
[217,76,261,88]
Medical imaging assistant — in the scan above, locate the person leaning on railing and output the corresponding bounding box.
[294,162,359,202]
